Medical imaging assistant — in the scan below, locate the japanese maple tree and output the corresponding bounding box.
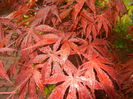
[0,0,132,99]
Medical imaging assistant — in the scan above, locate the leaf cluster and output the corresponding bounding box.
[0,0,132,99]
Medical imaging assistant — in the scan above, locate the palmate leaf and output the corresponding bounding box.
[60,36,83,62]
[12,63,44,98]
[96,14,112,37]
[31,4,61,26]
[37,46,63,80]
[81,56,119,98]
[23,26,83,62]
[71,0,96,22]
[22,25,63,51]
[44,60,102,99]
[26,33,119,98]
[32,35,84,80]
[80,39,114,61]
[80,10,112,39]
[0,63,44,99]
[78,39,119,98]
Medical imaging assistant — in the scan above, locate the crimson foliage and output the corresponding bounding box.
[0,0,129,99]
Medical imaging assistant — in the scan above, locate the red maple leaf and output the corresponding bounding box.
[44,60,102,99]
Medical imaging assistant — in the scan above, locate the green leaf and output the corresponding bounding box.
[24,15,30,18]
[44,84,56,98]
[121,14,132,25]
